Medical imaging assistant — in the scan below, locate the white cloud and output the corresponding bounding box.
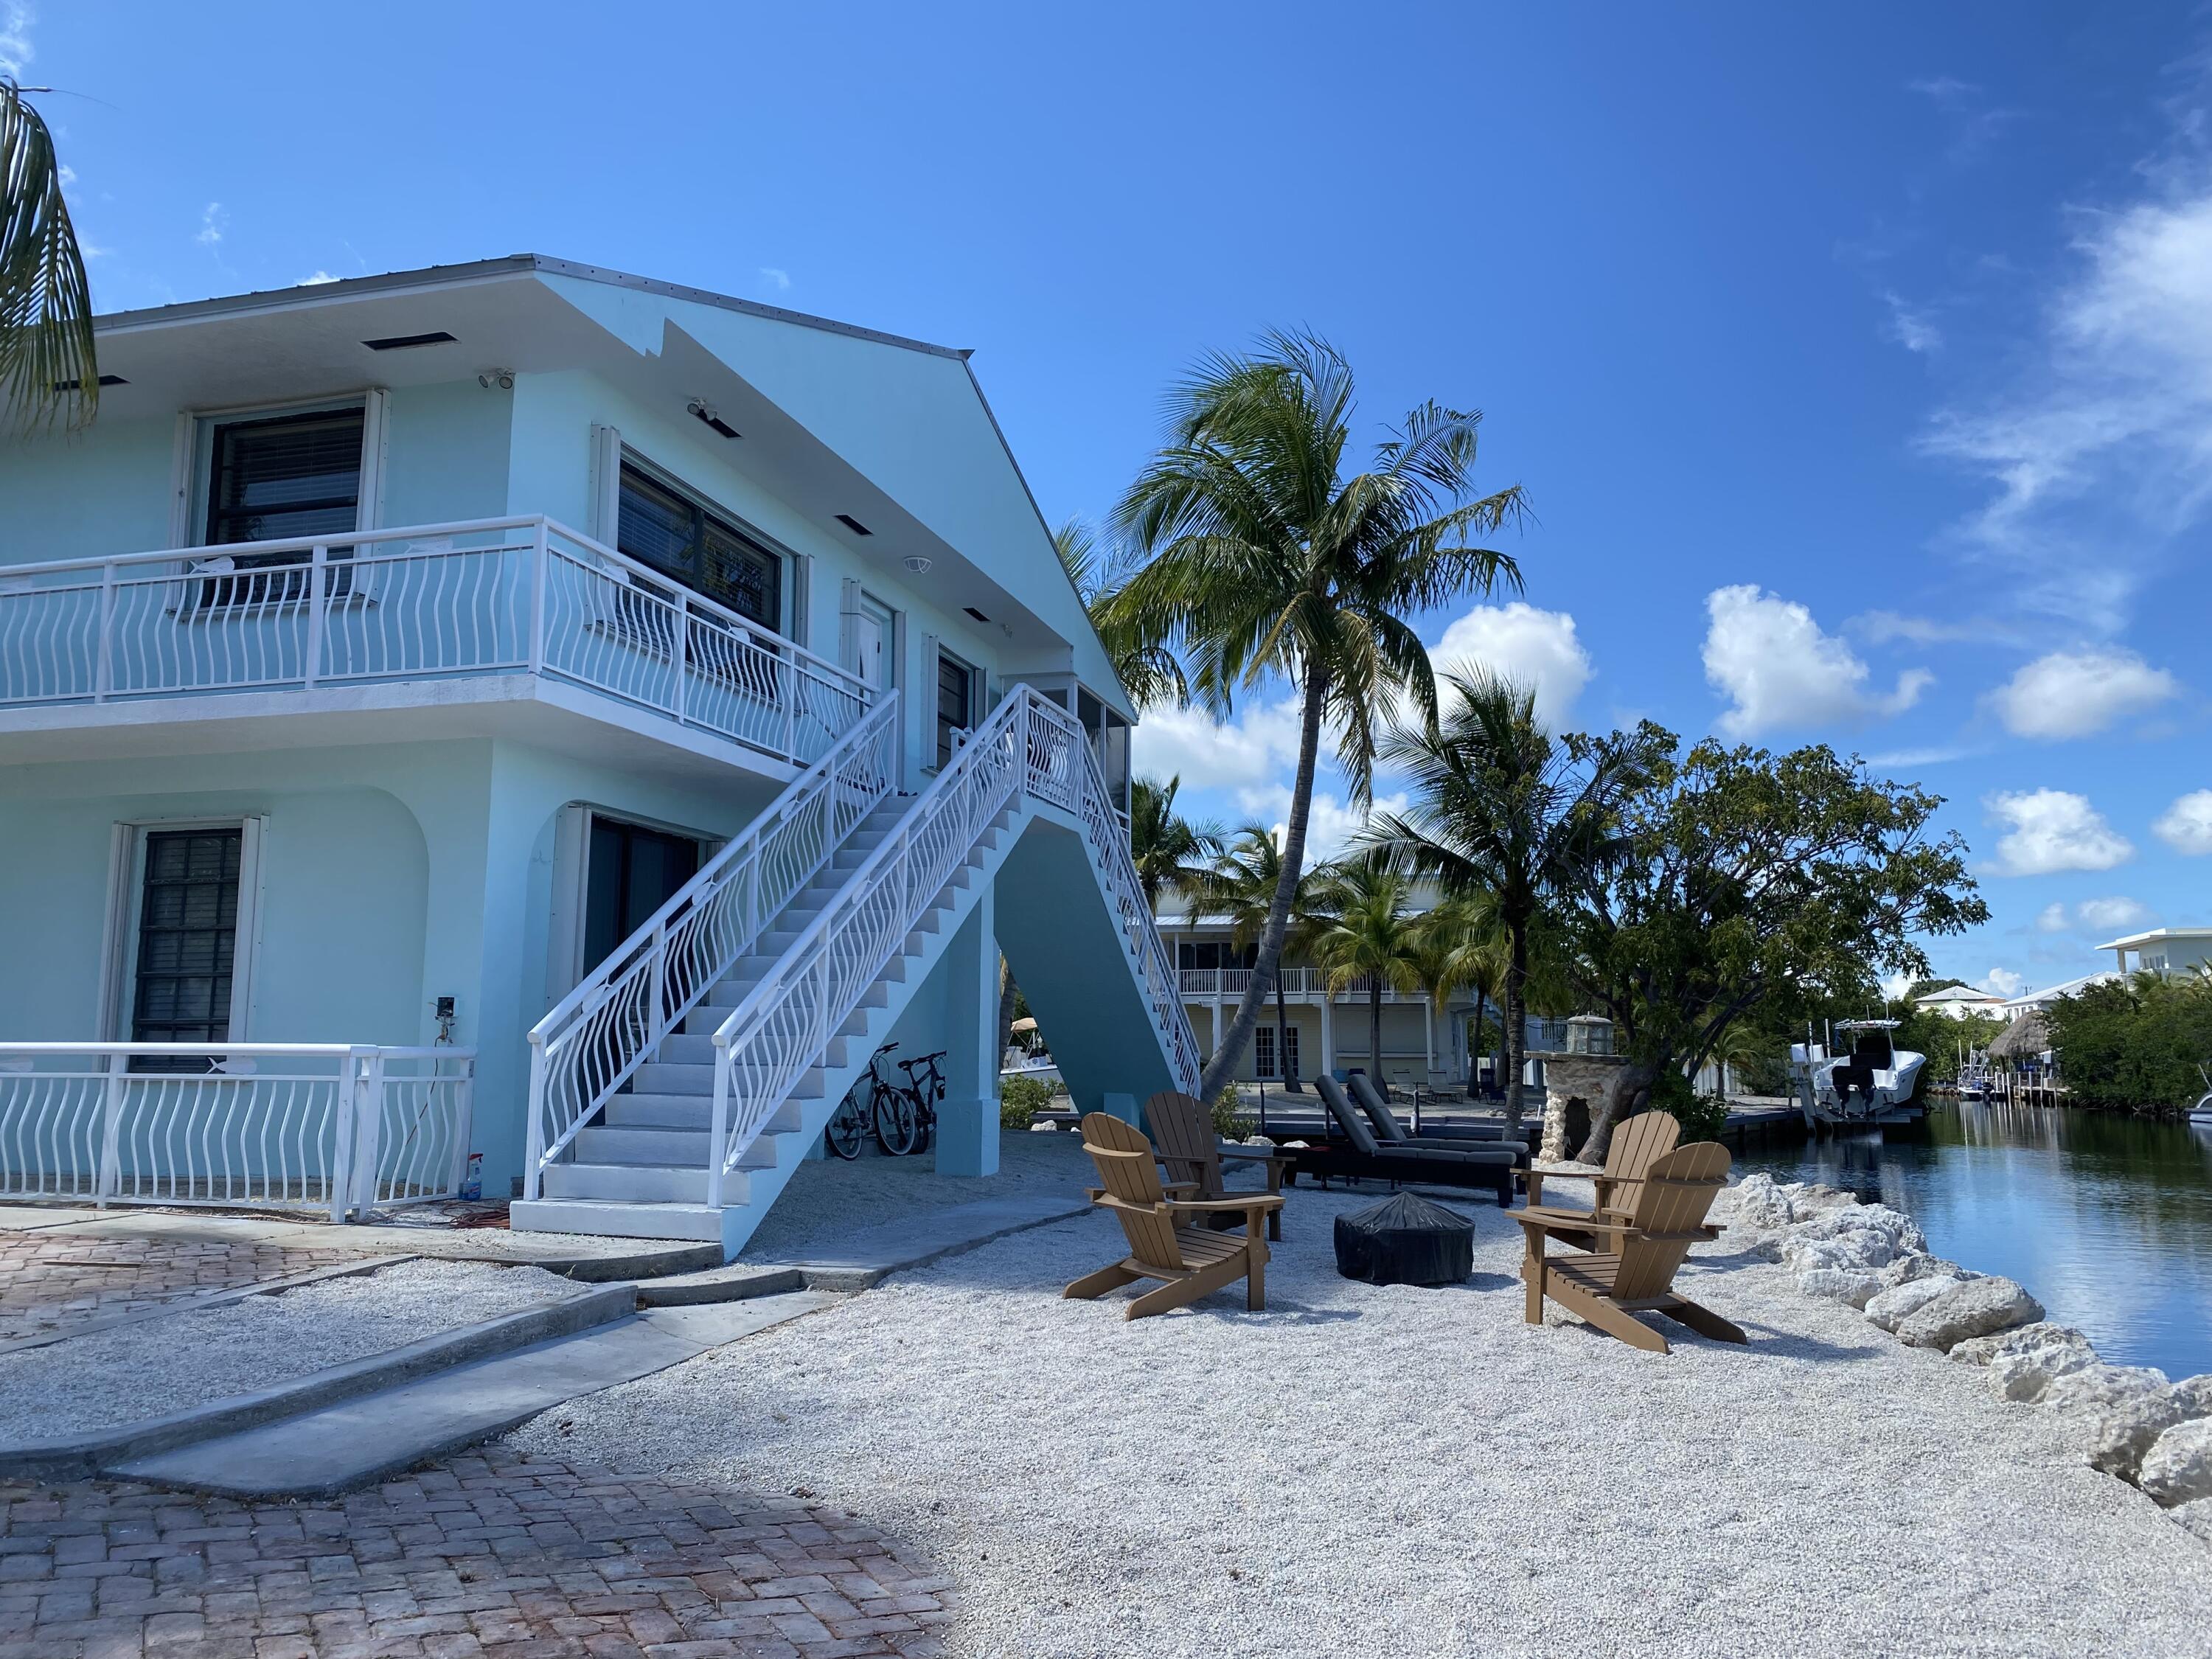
[760,267,791,291]
[1985,648,2180,739]
[295,271,340,287]
[1702,585,1931,737]
[2076,896,2153,933]
[1882,290,1941,353]
[1983,967,2026,997]
[1879,970,1917,1001]
[1427,602,1592,731]
[195,203,226,247]
[1130,699,1301,796]
[2039,897,2154,934]
[2153,788,2212,855]
[0,3,32,77]
[1985,788,2134,876]
[1921,161,2212,629]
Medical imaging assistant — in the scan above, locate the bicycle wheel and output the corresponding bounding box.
[825,1093,866,1161]
[873,1085,920,1155]
[912,1090,939,1154]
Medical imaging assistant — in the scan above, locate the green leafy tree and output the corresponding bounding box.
[1193,823,1318,1091]
[1405,897,1507,1091]
[1107,330,1526,1098]
[1128,774,1222,910]
[1565,729,1989,1157]
[1054,518,1188,712]
[1302,855,1425,1084]
[1,78,98,431]
[2044,971,2212,1112]
[1369,672,1655,1134]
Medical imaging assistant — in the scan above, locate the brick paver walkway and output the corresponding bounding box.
[0,1234,368,1346]
[0,1449,953,1657]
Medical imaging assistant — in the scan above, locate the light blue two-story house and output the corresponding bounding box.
[0,255,1196,1253]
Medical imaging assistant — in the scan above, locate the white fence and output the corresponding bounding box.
[0,1045,474,1222]
[1178,965,1461,1004]
[704,687,1201,1196]
[521,692,902,1198]
[0,515,872,769]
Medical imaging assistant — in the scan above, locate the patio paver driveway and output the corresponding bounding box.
[0,1449,953,1658]
[0,1234,368,1346]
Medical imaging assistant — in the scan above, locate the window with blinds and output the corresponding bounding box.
[199,407,366,608]
[616,463,781,630]
[936,650,975,768]
[131,829,243,1066]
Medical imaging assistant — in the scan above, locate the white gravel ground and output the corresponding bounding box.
[736,1129,1093,1261]
[515,1177,2212,1658]
[0,1258,580,1442]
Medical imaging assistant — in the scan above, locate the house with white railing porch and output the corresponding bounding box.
[0,255,1195,1252]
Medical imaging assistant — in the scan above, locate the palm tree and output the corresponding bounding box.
[1370,671,1652,1135]
[1405,897,1506,1091]
[1054,518,1187,711]
[1,79,99,431]
[1194,823,1318,1091]
[1128,774,1221,910]
[1302,856,1425,1088]
[1107,330,1526,1098]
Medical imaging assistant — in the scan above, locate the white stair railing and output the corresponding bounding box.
[523,691,901,1197]
[704,687,1200,1195]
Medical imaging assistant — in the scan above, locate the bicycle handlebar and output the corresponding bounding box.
[897,1051,947,1072]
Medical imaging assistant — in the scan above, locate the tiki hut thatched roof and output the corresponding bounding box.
[1988,1009,2050,1060]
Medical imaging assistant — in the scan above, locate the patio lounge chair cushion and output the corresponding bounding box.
[1317,1077,1513,1171]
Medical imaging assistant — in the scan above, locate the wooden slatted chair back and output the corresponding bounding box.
[1079,1112,1185,1273]
[1315,1075,1381,1155]
[1601,1110,1682,1210]
[1612,1141,1730,1301]
[1143,1091,1222,1199]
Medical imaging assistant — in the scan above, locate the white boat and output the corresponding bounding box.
[1790,1020,1928,1128]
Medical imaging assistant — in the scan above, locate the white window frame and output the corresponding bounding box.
[98,815,269,1046]
[171,390,387,550]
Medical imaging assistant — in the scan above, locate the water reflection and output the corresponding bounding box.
[1736,1102,2212,1382]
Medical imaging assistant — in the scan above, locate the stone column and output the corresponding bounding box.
[1532,1052,1631,1162]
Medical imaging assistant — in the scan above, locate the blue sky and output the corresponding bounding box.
[17,1,2211,998]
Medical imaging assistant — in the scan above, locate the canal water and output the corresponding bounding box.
[1736,1101,2212,1383]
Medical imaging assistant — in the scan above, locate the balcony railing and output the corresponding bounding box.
[0,1044,474,1222]
[0,515,874,768]
[1177,966,1455,1004]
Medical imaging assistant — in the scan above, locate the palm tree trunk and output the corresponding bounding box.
[1502,924,1528,1136]
[1368,983,1382,1090]
[1275,978,1300,1092]
[1199,672,1329,1099]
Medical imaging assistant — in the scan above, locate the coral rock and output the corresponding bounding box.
[2042,1365,2188,1483]
[1895,1276,2043,1352]
[2139,1419,2212,1509]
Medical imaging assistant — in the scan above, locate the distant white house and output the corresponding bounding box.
[2001,970,2121,1016]
[2097,928,2212,979]
[1912,985,2009,1020]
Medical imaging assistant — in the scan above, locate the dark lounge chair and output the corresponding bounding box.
[1345,1073,1531,1168]
[1284,1076,1518,1207]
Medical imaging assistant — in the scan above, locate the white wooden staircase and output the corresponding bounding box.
[511,686,1197,1254]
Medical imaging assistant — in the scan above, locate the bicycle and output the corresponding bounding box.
[826,1043,917,1160]
[891,1049,948,1155]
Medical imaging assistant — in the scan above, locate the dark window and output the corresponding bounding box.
[131,830,242,1060]
[583,818,703,971]
[615,463,780,630]
[936,653,974,768]
[199,408,364,608]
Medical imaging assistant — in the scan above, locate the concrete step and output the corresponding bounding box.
[632,1061,824,1100]
[539,1164,738,1206]
[601,1096,803,1135]
[108,1295,835,1499]
[507,1197,737,1242]
[574,1125,712,1165]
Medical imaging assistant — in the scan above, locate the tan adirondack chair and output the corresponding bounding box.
[1514,1141,1746,1354]
[1521,1109,1683,1251]
[1065,1112,1283,1320]
[1142,1091,1290,1241]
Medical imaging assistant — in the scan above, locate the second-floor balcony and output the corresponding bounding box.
[1178,966,1466,1005]
[0,515,873,773]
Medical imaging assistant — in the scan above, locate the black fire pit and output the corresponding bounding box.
[1333,1192,1476,1287]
